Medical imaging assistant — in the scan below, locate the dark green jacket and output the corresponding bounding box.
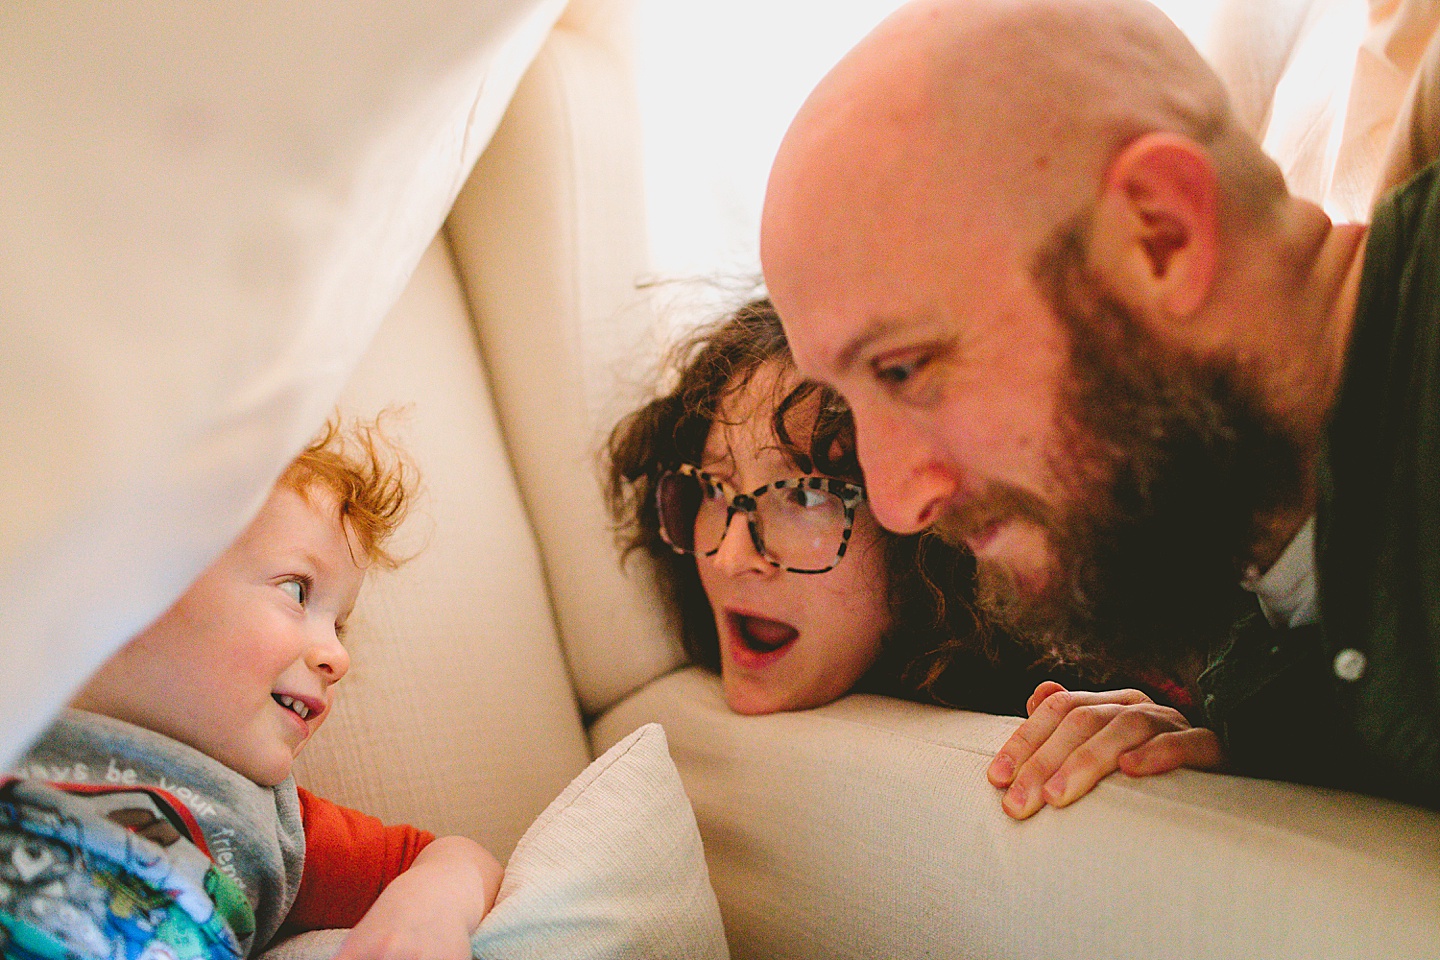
[1199,161,1440,808]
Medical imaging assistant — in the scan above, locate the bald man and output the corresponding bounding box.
[762,0,1440,817]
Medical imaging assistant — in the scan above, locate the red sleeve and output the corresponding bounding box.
[280,786,436,934]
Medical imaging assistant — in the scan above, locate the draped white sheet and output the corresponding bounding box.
[0,0,567,765]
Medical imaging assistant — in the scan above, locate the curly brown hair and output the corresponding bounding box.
[604,297,986,697]
[280,413,413,569]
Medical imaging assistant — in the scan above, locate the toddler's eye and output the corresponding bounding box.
[280,579,306,605]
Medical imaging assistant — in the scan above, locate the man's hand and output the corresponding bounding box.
[333,835,503,960]
[986,681,1225,820]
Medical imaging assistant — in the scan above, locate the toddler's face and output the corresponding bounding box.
[73,484,364,785]
[696,364,892,714]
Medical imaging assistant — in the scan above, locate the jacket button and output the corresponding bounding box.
[1333,648,1367,682]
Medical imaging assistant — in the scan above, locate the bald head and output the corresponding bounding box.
[761,0,1284,352]
[757,0,1362,675]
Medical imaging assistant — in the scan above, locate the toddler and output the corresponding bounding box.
[3,417,501,960]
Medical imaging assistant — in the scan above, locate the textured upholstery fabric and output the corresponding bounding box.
[445,6,686,718]
[290,237,591,860]
[472,723,727,959]
[257,929,349,960]
[594,669,1440,960]
[262,726,726,960]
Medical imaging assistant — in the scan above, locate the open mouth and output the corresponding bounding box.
[730,613,799,655]
[272,693,315,721]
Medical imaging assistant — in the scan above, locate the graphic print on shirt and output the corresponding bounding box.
[0,778,252,960]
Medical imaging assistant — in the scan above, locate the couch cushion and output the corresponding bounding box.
[473,722,727,959]
[446,4,687,720]
[595,667,1440,960]
[262,724,727,960]
[290,236,591,860]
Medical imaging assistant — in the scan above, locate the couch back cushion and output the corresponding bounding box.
[445,5,688,719]
[291,236,591,860]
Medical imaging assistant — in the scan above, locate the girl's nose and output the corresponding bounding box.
[710,511,774,577]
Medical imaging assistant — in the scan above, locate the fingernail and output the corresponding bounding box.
[1004,783,1027,812]
[1042,773,1065,804]
[990,755,1014,783]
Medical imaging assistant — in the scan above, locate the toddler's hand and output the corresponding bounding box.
[986,681,1224,820]
[333,835,502,960]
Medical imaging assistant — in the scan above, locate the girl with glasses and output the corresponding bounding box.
[606,297,1160,716]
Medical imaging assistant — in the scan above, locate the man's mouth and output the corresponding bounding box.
[272,693,318,721]
[962,519,1003,553]
[933,503,1005,550]
[730,613,799,655]
[933,484,1054,553]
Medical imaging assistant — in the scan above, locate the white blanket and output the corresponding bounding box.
[0,0,566,766]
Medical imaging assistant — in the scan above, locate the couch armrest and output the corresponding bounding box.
[596,668,1440,960]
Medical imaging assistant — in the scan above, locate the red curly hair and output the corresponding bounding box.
[278,414,413,569]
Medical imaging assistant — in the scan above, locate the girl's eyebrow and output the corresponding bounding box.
[699,445,735,472]
[289,548,333,578]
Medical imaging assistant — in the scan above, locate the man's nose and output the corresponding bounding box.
[855,412,956,535]
[710,511,774,576]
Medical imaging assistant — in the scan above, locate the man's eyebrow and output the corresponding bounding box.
[834,316,909,374]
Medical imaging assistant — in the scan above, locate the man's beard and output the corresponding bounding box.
[938,221,1303,677]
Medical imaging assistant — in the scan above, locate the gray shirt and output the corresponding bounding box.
[10,709,306,955]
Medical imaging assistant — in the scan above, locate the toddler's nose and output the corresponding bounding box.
[308,631,351,683]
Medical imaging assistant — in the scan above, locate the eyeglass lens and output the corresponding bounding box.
[658,470,848,571]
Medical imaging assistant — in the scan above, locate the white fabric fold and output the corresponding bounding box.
[0,0,566,766]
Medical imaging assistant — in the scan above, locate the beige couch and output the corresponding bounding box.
[286,2,1440,958]
[5,0,1438,957]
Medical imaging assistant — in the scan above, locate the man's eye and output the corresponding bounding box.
[871,347,935,388]
[874,359,918,386]
[870,346,946,405]
[280,579,307,605]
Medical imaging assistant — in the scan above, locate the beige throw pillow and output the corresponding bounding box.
[260,723,728,960]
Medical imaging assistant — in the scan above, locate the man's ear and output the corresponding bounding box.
[1085,133,1220,324]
